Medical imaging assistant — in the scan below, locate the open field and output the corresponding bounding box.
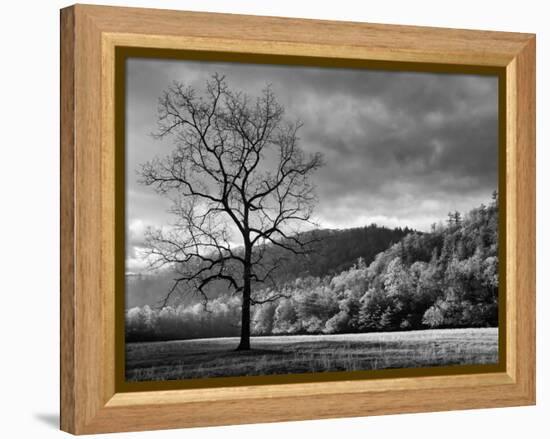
[125,328,498,382]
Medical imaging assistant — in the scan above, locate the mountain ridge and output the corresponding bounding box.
[126,223,413,308]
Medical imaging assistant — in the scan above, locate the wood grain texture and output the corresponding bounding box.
[82,383,532,434]
[505,58,518,380]
[513,37,536,398]
[60,4,536,434]
[60,6,75,433]
[82,4,530,66]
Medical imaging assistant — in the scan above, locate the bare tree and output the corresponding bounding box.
[140,74,323,350]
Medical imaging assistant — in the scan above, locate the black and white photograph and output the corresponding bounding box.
[124,58,500,382]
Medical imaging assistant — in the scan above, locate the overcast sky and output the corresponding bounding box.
[125,58,498,273]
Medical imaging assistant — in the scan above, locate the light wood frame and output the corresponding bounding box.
[60,4,536,434]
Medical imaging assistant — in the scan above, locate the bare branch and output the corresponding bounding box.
[138,74,324,335]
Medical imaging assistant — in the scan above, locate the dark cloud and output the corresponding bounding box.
[125,58,498,269]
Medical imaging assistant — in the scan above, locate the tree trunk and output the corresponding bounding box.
[236,248,252,351]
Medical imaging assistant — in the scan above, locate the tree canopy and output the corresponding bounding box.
[139,74,323,349]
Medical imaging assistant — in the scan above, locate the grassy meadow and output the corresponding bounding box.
[125,327,498,382]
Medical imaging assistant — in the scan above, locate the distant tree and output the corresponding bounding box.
[272,298,300,334]
[422,305,445,328]
[447,212,455,227]
[378,306,394,330]
[453,211,462,225]
[358,288,393,331]
[140,74,323,350]
[252,301,277,335]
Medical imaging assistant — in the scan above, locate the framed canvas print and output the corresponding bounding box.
[60,4,536,434]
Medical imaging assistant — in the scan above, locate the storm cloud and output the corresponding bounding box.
[125,58,498,271]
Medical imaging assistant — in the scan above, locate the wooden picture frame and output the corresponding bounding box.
[60,4,536,434]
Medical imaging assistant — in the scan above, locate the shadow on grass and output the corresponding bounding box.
[180,347,292,363]
[230,348,291,356]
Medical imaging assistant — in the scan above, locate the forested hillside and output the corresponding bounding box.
[126,194,498,341]
[126,224,410,308]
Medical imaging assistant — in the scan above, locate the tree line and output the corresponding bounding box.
[126,194,498,342]
[126,223,411,308]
